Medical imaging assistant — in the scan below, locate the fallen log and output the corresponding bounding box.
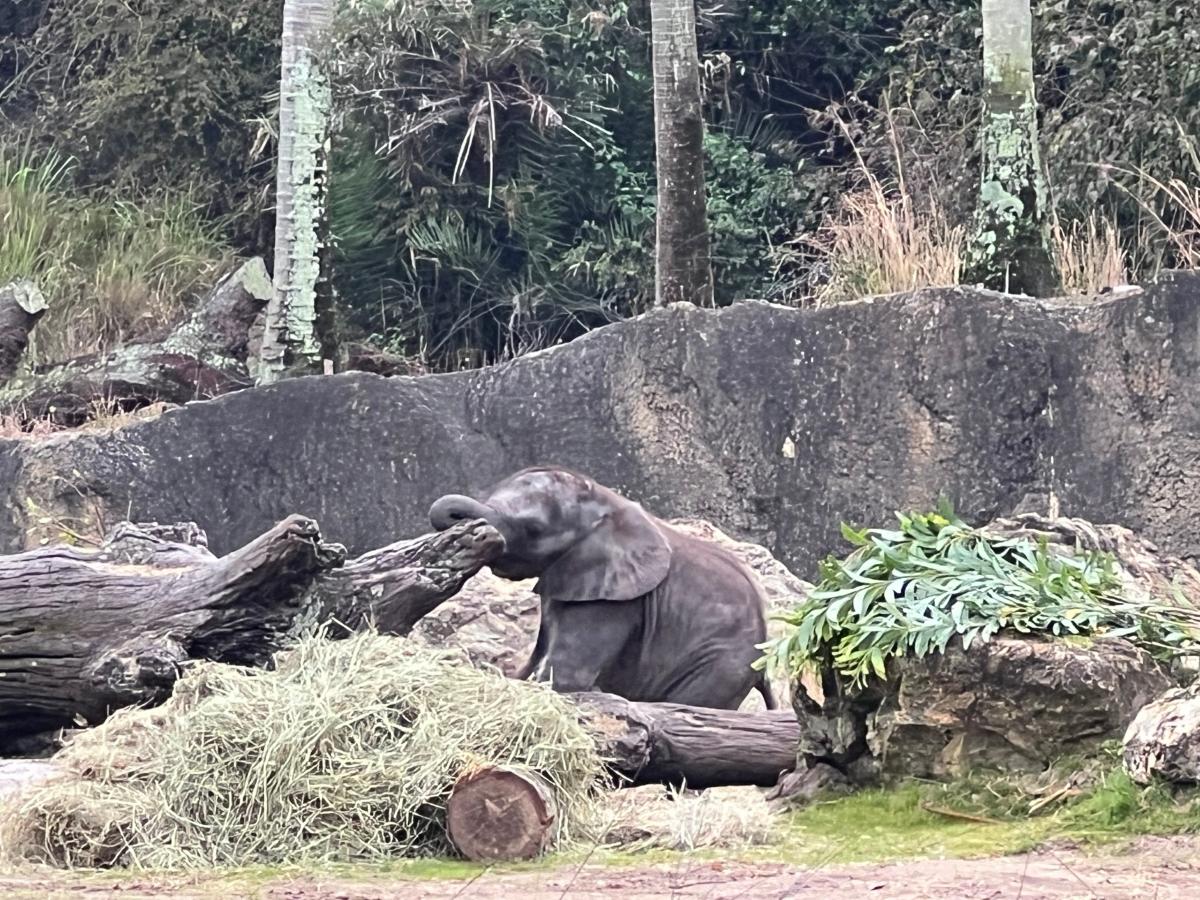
[442,693,803,859]
[0,516,504,755]
[0,279,48,380]
[0,258,271,426]
[571,691,801,789]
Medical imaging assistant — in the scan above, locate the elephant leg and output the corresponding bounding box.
[756,672,779,710]
[534,600,638,693]
[511,623,547,680]
[512,596,553,680]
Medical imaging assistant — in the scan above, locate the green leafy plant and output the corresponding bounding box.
[760,502,1200,688]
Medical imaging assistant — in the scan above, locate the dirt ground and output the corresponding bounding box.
[3,836,1199,900]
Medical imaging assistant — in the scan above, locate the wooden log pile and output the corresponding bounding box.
[0,514,804,861]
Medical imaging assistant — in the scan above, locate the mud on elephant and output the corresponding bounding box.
[429,467,775,710]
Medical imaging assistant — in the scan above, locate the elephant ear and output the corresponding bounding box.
[535,493,673,603]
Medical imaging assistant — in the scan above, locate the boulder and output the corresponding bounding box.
[870,636,1172,777]
[785,513,1199,782]
[409,518,811,709]
[4,273,1200,581]
[1123,684,1200,784]
[409,568,537,676]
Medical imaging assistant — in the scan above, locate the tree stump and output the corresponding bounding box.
[446,766,558,861]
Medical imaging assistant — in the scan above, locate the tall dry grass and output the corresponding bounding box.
[1049,213,1128,296]
[1112,124,1200,271]
[802,109,964,305]
[0,144,230,366]
[807,179,965,305]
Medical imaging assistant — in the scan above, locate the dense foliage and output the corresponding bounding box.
[0,0,282,253]
[328,0,805,364]
[760,505,1200,688]
[3,0,1199,365]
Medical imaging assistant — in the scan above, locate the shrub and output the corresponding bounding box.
[760,504,1200,688]
[0,0,282,253]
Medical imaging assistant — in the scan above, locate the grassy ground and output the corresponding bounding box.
[5,766,1197,896]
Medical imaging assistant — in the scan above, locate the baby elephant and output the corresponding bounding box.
[429,467,775,710]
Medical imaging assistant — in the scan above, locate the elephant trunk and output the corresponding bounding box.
[429,493,497,531]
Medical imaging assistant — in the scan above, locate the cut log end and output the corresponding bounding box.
[446,767,557,861]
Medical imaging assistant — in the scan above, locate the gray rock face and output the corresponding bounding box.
[871,637,1172,777]
[3,276,1200,585]
[1124,684,1200,784]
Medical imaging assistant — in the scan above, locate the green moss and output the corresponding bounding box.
[775,784,1046,865]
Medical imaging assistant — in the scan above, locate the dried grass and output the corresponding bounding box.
[804,106,964,305]
[810,183,965,305]
[597,785,780,853]
[0,401,172,441]
[1050,213,1128,297]
[1110,123,1200,271]
[0,632,606,869]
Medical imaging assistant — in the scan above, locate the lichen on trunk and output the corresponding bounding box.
[257,0,336,384]
[965,0,1059,297]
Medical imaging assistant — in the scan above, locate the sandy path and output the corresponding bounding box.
[5,835,1197,900]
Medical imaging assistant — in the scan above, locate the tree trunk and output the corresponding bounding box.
[571,691,801,789]
[0,280,47,381]
[0,517,504,755]
[650,0,713,309]
[258,0,336,383]
[965,0,1059,297]
[0,259,272,427]
[446,767,557,861]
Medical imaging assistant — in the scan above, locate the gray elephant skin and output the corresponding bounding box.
[429,467,776,710]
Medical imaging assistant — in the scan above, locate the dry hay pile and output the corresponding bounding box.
[0,633,604,869]
[598,785,780,852]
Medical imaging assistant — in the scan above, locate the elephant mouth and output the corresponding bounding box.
[488,558,541,581]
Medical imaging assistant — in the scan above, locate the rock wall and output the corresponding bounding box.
[2,274,1199,578]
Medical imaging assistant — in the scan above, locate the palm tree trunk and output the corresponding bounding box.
[965,0,1058,297]
[257,0,336,383]
[650,0,713,308]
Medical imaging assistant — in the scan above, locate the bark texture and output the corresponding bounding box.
[572,691,801,789]
[0,280,47,380]
[0,517,503,754]
[259,0,336,382]
[966,0,1058,296]
[649,0,713,308]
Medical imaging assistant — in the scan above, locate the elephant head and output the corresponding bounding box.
[429,467,672,602]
